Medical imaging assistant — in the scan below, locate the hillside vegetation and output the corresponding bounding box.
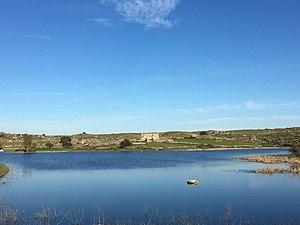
[0,127,299,152]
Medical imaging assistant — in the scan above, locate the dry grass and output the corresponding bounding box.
[241,155,300,164]
[240,155,300,175]
[1,202,297,225]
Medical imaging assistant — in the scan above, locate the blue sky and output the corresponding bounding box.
[0,0,300,134]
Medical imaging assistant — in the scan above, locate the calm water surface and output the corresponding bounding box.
[0,149,300,224]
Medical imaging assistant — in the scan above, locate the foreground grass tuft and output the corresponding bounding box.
[0,203,298,225]
[0,163,9,178]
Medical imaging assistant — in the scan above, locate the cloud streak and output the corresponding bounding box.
[87,17,113,26]
[176,115,300,131]
[176,100,298,114]
[22,33,52,41]
[101,0,180,28]
[180,115,300,125]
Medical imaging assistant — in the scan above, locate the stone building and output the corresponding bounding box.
[141,133,160,142]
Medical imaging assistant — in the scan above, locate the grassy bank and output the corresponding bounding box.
[0,163,9,178]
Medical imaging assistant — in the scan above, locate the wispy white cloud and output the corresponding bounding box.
[0,92,78,97]
[244,100,296,110]
[144,74,232,82]
[176,100,298,114]
[181,115,300,124]
[177,115,300,130]
[100,0,180,29]
[22,33,52,41]
[86,17,113,26]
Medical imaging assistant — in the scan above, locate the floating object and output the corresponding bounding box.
[186,179,199,185]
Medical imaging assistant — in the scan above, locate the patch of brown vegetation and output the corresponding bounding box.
[240,155,300,175]
[241,155,300,164]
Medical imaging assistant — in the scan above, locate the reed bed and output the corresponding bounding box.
[240,155,300,175]
[1,202,297,225]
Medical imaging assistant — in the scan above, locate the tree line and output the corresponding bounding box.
[21,135,132,152]
[22,135,72,152]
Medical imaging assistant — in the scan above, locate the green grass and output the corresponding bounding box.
[133,141,198,149]
[0,163,9,178]
[174,138,259,147]
[133,138,259,150]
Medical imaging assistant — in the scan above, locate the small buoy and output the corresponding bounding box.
[186,179,199,185]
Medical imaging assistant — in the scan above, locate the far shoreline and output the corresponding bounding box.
[0,146,289,154]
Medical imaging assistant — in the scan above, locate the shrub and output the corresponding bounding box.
[23,134,34,152]
[59,136,72,149]
[119,139,132,149]
[45,142,54,149]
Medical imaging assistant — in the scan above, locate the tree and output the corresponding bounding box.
[199,131,208,135]
[119,139,132,149]
[23,134,33,151]
[0,132,5,138]
[45,142,54,149]
[59,136,72,149]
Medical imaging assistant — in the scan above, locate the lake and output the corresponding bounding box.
[1,148,300,224]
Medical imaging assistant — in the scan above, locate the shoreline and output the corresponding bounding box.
[0,146,287,154]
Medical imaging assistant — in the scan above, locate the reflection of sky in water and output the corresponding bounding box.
[0,149,300,224]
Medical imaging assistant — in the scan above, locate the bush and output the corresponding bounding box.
[184,135,195,139]
[45,142,54,149]
[59,136,72,149]
[119,139,132,149]
[23,134,35,152]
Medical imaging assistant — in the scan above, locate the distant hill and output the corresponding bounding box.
[0,127,299,152]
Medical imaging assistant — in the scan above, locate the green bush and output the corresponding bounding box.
[59,136,72,149]
[119,139,132,149]
[45,142,54,149]
[23,134,35,152]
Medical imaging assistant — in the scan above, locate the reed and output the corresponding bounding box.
[0,202,298,225]
[240,155,300,175]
